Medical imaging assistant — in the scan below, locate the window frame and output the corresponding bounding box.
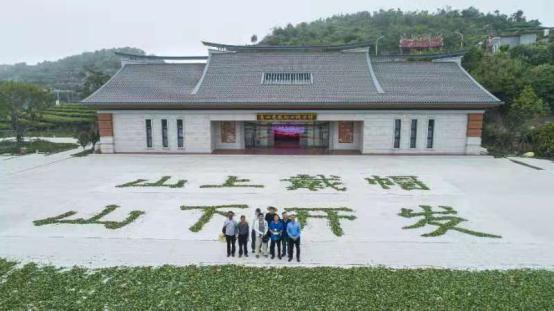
[394,119,401,149]
[410,119,418,149]
[145,119,153,148]
[262,72,313,85]
[427,119,435,149]
[161,119,168,148]
[177,119,184,148]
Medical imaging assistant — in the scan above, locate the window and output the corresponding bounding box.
[427,119,435,149]
[410,119,418,148]
[145,119,152,148]
[394,119,401,149]
[177,119,184,148]
[262,72,312,85]
[161,119,168,148]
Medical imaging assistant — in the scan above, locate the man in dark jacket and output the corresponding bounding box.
[237,215,249,257]
[265,206,277,225]
[280,212,290,258]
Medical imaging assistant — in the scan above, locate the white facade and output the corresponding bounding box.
[99,110,483,155]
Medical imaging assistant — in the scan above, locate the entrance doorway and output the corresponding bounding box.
[244,121,329,150]
[272,124,303,148]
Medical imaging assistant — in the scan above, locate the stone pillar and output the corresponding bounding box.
[97,113,114,153]
[466,113,484,155]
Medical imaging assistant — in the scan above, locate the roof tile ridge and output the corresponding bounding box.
[191,51,213,95]
[366,53,385,94]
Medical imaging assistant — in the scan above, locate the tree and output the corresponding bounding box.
[533,122,554,158]
[89,123,100,151]
[75,122,99,151]
[528,64,554,111]
[76,130,91,150]
[461,46,484,72]
[250,34,258,44]
[469,53,529,105]
[80,69,111,98]
[0,81,54,143]
[507,85,550,126]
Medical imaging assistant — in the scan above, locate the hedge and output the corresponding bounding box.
[0,259,553,310]
[533,122,554,159]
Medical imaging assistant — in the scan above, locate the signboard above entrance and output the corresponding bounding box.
[256,113,317,121]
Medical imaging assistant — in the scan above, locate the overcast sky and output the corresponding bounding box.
[0,0,552,65]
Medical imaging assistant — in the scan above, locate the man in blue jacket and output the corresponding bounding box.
[286,213,301,262]
[269,214,284,259]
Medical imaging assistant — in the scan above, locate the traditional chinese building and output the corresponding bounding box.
[82,41,501,155]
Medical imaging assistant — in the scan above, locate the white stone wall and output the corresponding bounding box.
[104,110,482,155]
[111,112,212,153]
[360,112,469,154]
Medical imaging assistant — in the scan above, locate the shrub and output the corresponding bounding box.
[533,122,554,159]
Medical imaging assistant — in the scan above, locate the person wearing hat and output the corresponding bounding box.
[252,212,269,258]
[222,211,238,257]
[286,212,302,262]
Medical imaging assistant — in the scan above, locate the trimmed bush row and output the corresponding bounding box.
[0,259,553,310]
[0,139,78,155]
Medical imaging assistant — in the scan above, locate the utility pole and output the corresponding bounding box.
[375,35,384,56]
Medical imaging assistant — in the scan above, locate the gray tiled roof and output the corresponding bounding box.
[82,50,500,106]
[372,61,497,103]
[83,63,205,103]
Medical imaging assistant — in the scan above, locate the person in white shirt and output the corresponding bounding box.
[251,208,261,253]
[252,212,269,258]
[222,211,238,257]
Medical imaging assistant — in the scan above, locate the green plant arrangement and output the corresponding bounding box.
[116,176,186,188]
[284,207,356,237]
[33,205,145,230]
[200,176,264,188]
[365,175,430,191]
[398,205,501,238]
[180,204,249,232]
[281,174,346,192]
[3,258,552,310]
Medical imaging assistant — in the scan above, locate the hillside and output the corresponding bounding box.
[0,47,145,99]
[261,8,541,53]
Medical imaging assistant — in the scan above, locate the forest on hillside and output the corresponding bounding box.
[261,7,541,52]
[0,47,144,100]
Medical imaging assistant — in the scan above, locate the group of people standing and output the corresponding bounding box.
[222,206,301,262]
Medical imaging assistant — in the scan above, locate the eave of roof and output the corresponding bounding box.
[83,101,501,110]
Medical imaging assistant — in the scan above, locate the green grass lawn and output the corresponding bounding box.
[1,259,553,310]
[0,139,78,155]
